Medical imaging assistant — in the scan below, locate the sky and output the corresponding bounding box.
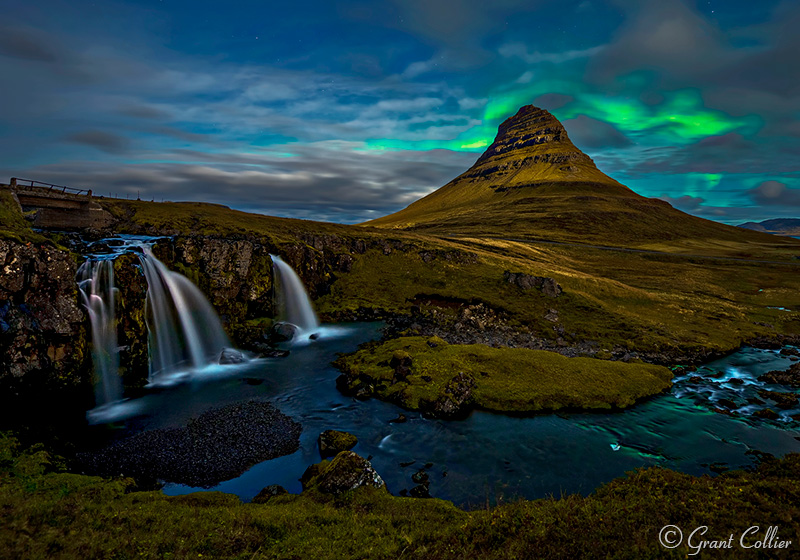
[1,0,799,225]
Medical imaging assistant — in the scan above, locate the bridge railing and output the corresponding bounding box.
[10,177,92,197]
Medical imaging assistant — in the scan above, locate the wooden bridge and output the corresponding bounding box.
[4,177,112,229]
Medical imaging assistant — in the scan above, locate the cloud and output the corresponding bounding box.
[748,181,800,206]
[3,142,476,223]
[658,194,704,212]
[562,115,632,150]
[64,130,130,154]
[0,24,60,62]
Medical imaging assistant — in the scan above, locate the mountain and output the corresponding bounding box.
[739,219,800,236]
[367,105,781,247]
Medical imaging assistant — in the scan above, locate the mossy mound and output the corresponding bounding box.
[318,430,358,458]
[335,336,673,416]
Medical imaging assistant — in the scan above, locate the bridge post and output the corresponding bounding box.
[10,177,16,188]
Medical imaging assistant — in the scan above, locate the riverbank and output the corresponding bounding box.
[1,433,798,559]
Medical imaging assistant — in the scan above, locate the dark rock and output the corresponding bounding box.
[758,390,799,410]
[759,362,800,387]
[389,413,407,424]
[409,485,431,498]
[411,470,429,485]
[728,378,745,385]
[318,429,358,458]
[252,484,288,503]
[747,397,765,405]
[780,347,800,357]
[259,349,290,359]
[753,408,780,420]
[219,347,246,364]
[271,322,299,343]
[399,461,415,467]
[503,271,561,297]
[390,350,412,383]
[424,372,475,419]
[717,398,738,410]
[302,451,385,494]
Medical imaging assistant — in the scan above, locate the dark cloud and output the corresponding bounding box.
[562,115,632,150]
[118,104,171,120]
[65,130,130,154]
[532,93,574,111]
[0,25,59,62]
[748,180,800,207]
[5,143,475,223]
[658,194,704,212]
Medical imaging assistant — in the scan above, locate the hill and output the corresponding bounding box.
[740,218,800,236]
[367,105,788,248]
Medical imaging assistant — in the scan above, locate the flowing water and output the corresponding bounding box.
[131,324,799,508]
[77,236,800,508]
[271,254,320,337]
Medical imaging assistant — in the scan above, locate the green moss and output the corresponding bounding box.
[0,189,47,244]
[336,336,673,414]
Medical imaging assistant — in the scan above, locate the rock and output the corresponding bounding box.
[259,349,290,359]
[219,347,246,364]
[301,451,385,494]
[388,413,407,424]
[717,398,738,410]
[758,390,799,410]
[390,350,412,383]
[780,347,800,357]
[759,363,800,387]
[271,322,299,342]
[318,429,358,458]
[753,408,780,420]
[424,372,475,419]
[411,470,429,485]
[503,271,562,297]
[409,484,431,498]
[252,484,288,503]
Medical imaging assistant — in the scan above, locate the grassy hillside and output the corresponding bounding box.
[0,188,46,244]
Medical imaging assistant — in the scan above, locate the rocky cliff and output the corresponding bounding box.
[0,239,88,396]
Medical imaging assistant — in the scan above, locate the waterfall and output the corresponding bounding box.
[271,254,320,335]
[139,247,231,382]
[77,259,122,406]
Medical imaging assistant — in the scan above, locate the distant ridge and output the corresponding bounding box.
[367,104,787,247]
[739,218,800,236]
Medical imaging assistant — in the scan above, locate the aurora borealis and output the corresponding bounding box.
[1,0,799,223]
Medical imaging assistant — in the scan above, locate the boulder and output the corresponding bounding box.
[301,451,385,494]
[318,429,358,458]
[219,347,246,365]
[252,484,288,504]
[271,322,299,343]
[390,350,412,383]
[503,271,562,297]
[425,372,475,419]
[758,390,799,410]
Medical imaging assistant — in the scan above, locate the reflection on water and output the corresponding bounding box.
[97,323,800,508]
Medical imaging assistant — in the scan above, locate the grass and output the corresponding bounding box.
[335,336,673,414]
[0,188,47,244]
[93,198,800,357]
[2,433,800,559]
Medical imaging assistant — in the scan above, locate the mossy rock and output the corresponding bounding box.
[301,451,385,494]
[318,430,358,458]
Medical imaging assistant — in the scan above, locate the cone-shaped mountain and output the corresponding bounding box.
[367,105,773,246]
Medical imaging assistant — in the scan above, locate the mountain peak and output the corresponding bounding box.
[464,104,621,189]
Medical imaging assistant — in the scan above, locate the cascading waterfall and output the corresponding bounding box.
[271,254,320,335]
[138,246,232,383]
[77,258,122,407]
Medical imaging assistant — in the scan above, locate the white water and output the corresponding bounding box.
[271,254,320,337]
[77,259,122,407]
[139,247,231,384]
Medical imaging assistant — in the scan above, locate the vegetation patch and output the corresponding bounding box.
[335,336,673,416]
[2,433,800,559]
